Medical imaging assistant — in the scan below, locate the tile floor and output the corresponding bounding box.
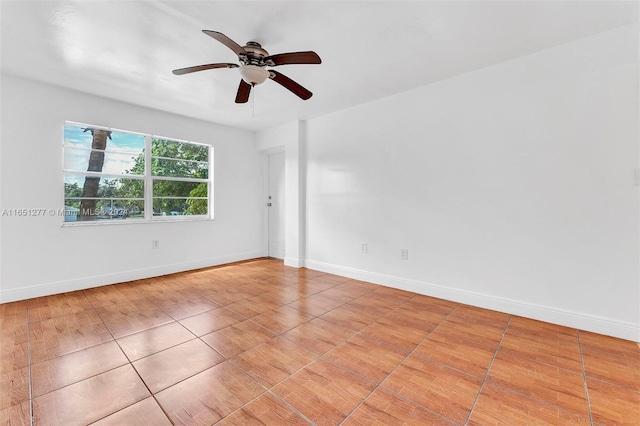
[1,258,638,425]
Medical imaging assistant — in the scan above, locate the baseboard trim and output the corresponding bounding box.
[305,260,640,342]
[0,250,263,303]
[284,257,304,268]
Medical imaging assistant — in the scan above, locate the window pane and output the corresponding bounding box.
[64,123,145,174]
[153,181,208,217]
[64,123,102,150]
[153,198,208,217]
[64,168,146,220]
[152,138,208,162]
[65,175,144,199]
[153,180,201,198]
[63,199,144,222]
[64,149,145,175]
[151,157,208,179]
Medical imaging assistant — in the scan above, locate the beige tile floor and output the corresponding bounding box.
[1,258,638,425]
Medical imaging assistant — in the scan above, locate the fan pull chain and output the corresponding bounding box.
[251,83,255,118]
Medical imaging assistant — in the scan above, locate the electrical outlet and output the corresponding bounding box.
[152,239,160,249]
[400,249,408,260]
[362,243,368,253]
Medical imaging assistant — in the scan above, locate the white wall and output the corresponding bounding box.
[304,26,639,341]
[0,74,263,302]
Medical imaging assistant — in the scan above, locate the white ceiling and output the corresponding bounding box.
[1,1,637,131]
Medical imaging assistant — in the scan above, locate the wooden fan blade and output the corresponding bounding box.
[235,80,252,103]
[203,30,246,56]
[264,51,321,66]
[172,63,238,75]
[268,70,312,100]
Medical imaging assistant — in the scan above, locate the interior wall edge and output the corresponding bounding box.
[0,250,263,304]
[305,259,640,343]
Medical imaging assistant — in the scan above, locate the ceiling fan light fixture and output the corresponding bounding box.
[174,31,320,102]
[239,65,269,85]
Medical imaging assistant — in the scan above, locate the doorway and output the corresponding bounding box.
[267,151,285,259]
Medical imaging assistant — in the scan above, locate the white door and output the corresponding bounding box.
[268,152,285,259]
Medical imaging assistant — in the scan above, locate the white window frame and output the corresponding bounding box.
[62,121,213,226]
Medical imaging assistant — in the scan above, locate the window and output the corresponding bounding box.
[63,122,211,223]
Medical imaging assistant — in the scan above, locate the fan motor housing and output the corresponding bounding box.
[242,41,269,65]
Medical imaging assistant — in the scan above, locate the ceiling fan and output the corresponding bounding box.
[173,30,321,103]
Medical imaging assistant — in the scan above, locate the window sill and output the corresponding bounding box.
[61,216,212,227]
